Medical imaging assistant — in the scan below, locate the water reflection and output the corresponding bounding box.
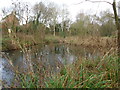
[0,57,14,86]
[1,43,100,87]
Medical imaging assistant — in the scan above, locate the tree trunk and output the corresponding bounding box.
[112,0,120,86]
[53,25,56,36]
[113,0,120,57]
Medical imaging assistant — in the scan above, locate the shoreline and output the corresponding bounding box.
[1,36,117,52]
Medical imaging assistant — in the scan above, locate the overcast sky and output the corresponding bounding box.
[0,0,120,21]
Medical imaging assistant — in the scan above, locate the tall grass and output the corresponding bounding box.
[44,53,119,88]
[7,49,118,88]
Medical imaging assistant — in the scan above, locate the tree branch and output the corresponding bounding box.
[74,1,86,5]
[74,0,112,5]
[86,0,112,5]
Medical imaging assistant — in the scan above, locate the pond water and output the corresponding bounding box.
[0,43,101,87]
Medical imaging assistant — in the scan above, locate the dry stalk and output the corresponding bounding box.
[96,47,114,68]
[62,74,68,87]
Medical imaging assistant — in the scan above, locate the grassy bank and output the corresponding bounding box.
[1,33,40,51]
[44,35,117,51]
[9,52,119,88]
[1,34,117,52]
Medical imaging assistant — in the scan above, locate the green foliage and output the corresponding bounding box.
[59,31,66,38]
[18,73,40,88]
[99,20,116,37]
[70,10,117,37]
[70,13,92,36]
[100,21,116,36]
[55,24,62,32]
[98,10,117,37]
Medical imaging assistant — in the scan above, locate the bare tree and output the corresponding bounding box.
[33,2,48,25]
[47,2,59,36]
[60,5,70,32]
[12,1,31,25]
[33,2,60,36]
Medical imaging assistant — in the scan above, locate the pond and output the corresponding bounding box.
[0,43,101,87]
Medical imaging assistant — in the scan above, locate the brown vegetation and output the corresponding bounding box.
[64,36,117,48]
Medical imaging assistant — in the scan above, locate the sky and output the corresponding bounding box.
[0,0,120,21]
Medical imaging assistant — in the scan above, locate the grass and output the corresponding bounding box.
[44,35,63,43]
[44,53,119,88]
[9,51,119,88]
[17,73,40,88]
